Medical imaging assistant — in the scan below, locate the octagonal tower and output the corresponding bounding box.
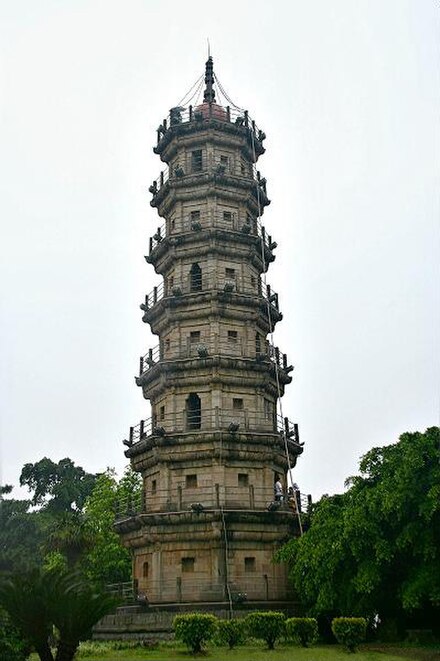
[116,57,304,607]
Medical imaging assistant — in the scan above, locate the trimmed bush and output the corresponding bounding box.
[332,617,367,652]
[173,613,217,653]
[245,611,286,649]
[217,618,246,649]
[286,617,318,647]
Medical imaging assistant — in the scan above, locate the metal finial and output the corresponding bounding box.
[203,55,215,104]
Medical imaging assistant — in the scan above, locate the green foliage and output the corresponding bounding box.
[49,571,120,660]
[173,613,218,653]
[0,570,55,660]
[0,608,29,661]
[0,489,45,573]
[0,569,118,661]
[19,457,97,513]
[331,617,366,652]
[82,468,138,585]
[2,460,139,587]
[217,618,246,649]
[277,427,440,622]
[285,617,318,647]
[245,611,286,649]
[76,639,158,656]
[44,511,95,568]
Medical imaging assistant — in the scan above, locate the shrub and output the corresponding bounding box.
[217,618,246,649]
[0,613,29,661]
[286,617,318,647]
[332,617,367,652]
[173,613,218,653]
[245,611,286,649]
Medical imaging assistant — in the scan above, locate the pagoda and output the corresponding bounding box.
[115,57,304,607]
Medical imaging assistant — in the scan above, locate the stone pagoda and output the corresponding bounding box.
[116,57,304,607]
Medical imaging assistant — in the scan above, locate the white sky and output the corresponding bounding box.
[1,0,438,502]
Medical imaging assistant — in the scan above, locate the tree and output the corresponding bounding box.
[0,486,45,574]
[0,569,118,661]
[277,427,440,630]
[20,458,97,513]
[44,511,95,569]
[81,468,140,585]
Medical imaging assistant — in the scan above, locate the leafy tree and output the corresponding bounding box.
[0,486,45,573]
[82,468,138,585]
[277,427,440,629]
[20,458,97,513]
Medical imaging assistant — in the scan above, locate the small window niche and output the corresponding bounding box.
[223,211,232,224]
[186,474,198,489]
[142,561,149,578]
[159,405,165,420]
[225,267,236,280]
[227,330,238,343]
[190,330,201,344]
[181,557,195,573]
[244,557,256,573]
[238,473,249,487]
[233,398,244,410]
[151,479,157,494]
[191,150,203,173]
[190,210,201,230]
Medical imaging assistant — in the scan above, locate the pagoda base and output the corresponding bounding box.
[93,600,301,641]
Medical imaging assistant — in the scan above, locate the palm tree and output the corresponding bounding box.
[0,571,54,661]
[49,571,119,661]
[0,569,118,661]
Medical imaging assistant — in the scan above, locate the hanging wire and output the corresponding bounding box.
[213,73,244,111]
[249,131,304,536]
[176,73,204,107]
[220,506,234,618]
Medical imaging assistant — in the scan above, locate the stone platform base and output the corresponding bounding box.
[93,601,299,640]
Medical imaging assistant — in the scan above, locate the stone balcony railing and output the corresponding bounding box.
[106,575,294,606]
[140,273,281,319]
[124,408,301,448]
[146,212,277,257]
[154,103,266,157]
[115,484,310,520]
[138,336,293,378]
[149,156,269,208]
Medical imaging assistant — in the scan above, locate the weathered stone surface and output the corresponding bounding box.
[118,59,302,609]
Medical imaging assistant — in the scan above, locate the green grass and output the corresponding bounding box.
[28,641,439,661]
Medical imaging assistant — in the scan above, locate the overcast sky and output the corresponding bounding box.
[1,0,438,502]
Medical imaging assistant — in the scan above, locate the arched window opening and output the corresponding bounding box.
[186,393,201,430]
[190,263,202,292]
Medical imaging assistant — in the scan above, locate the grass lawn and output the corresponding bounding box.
[29,642,440,661]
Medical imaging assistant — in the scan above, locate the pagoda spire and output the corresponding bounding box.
[203,55,215,104]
